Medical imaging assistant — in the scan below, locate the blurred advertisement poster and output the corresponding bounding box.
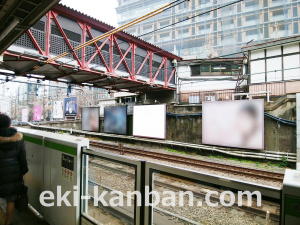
[65,97,77,117]
[33,105,42,121]
[202,100,264,149]
[82,107,100,132]
[53,101,64,119]
[22,108,29,122]
[104,106,127,135]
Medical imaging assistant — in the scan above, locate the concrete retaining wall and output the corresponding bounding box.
[42,102,296,153]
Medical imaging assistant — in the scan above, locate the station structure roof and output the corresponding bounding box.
[0,0,60,54]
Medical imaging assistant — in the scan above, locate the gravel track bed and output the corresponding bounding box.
[89,160,279,225]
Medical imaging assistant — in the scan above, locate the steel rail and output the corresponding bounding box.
[89,140,285,183]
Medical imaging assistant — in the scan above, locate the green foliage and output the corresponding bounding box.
[277,156,288,168]
[165,147,187,154]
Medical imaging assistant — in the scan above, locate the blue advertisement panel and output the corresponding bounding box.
[64,97,77,117]
[104,106,127,135]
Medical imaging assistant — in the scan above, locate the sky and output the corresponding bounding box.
[59,0,119,27]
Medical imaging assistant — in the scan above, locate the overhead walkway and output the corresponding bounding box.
[1,3,181,93]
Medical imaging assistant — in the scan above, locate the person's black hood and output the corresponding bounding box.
[0,127,17,137]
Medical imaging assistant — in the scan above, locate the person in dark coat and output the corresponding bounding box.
[0,114,28,225]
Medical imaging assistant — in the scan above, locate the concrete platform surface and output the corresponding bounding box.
[0,199,49,225]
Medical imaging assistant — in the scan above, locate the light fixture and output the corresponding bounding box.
[82,82,93,86]
[213,67,226,70]
[57,78,69,82]
[30,74,45,79]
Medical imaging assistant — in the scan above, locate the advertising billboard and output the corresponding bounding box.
[53,101,64,119]
[133,104,166,139]
[64,97,77,117]
[82,107,100,132]
[202,100,264,149]
[33,105,42,121]
[104,106,127,135]
[21,108,29,122]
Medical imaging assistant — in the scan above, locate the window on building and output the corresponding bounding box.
[246,29,258,35]
[200,64,210,74]
[273,9,284,17]
[126,28,136,35]
[293,7,298,17]
[178,1,188,10]
[121,49,131,59]
[232,64,242,75]
[143,36,152,42]
[245,14,256,21]
[294,22,299,34]
[153,61,161,70]
[245,0,259,7]
[191,65,201,76]
[102,43,109,52]
[211,64,232,75]
[198,0,210,4]
[160,20,170,27]
[191,64,211,76]
[179,28,190,34]
[143,24,152,31]
[160,32,170,38]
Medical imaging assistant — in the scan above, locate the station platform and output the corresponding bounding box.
[0,200,48,225]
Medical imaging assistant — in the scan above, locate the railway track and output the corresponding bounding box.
[89,140,285,183]
[89,159,280,222]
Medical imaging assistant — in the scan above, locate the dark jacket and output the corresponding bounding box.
[0,128,28,197]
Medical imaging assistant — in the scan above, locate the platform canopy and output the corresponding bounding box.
[0,0,60,54]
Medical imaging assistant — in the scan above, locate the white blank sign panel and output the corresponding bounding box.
[133,104,166,139]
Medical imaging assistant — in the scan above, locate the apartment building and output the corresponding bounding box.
[116,0,300,59]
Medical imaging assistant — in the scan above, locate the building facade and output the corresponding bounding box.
[242,35,300,97]
[116,0,300,59]
[177,57,245,103]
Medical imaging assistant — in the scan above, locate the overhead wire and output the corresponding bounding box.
[59,0,244,72]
